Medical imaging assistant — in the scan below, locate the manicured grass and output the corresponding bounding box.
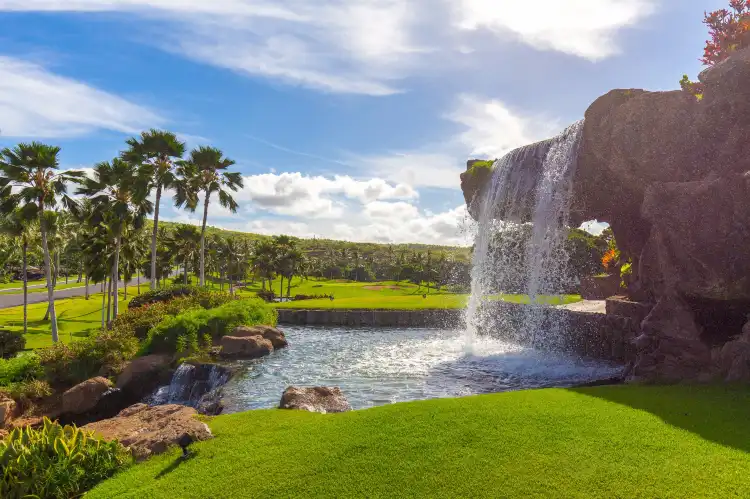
[0,293,131,349]
[0,278,45,290]
[0,280,93,295]
[89,385,750,498]
[205,276,580,310]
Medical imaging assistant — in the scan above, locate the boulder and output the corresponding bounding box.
[0,394,18,428]
[116,354,172,402]
[220,335,273,359]
[62,377,113,415]
[580,274,622,300]
[83,403,212,461]
[232,325,288,349]
[279,386,351,414]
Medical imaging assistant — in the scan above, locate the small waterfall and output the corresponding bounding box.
[465,120,584,350]
[147,363,231,414]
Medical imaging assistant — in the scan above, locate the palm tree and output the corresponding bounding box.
[0,208,36,335]
[122,130,185,291]
[168,225,201,285]
[174,147,243,287]
[0,142,84,342]
[77,158,152,320]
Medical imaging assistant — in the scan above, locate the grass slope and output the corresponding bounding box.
[0,294,130,349]
[90,385,750,498]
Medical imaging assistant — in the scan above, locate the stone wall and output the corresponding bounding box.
[277,304,639,365]
[276,309,464,328]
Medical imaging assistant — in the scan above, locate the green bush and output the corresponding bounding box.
[0,355,43,387]
[113,290,235,340]
[37,328,139,388]
[128,285,195,309]
[0,330,26,359]
[142,299,277,355]
[0,418,132,499]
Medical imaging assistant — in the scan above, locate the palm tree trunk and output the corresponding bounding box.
[279,276,284,301]
[22,240,27,336]
[113,234,121,319]
[137,269,141,295]
[101,277,107,330]
[39,209,58,342]
[287,274,292,298]
[184,261,188,285]
[150,184,162,290]
[106,275,112,327]
[85,274,89,300]
[200,193,210,287]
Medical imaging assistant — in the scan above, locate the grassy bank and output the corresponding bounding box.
[0,294,130,349]
[89,384,750,498]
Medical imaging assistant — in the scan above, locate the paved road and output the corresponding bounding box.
[0,279,151,309]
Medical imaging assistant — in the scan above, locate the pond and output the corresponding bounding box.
[221,326,624,411]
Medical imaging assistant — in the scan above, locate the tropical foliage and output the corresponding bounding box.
[0,418,131,499]
[681,0,750,98]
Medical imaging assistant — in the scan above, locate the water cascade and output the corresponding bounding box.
[465,120,584,350]
[148,363,232,415]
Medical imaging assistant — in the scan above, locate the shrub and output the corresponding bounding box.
[0,355,43,387]
[37,328,139,388]
[128,285,195,309]
[114,290,235,340]
[0,418,132,499]
[0,330,26,359]
[1,379,53,413]
[142,299,277,355]
[256,289,276,302]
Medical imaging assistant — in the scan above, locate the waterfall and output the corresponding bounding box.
[147,363,231,414]
[465,120,584,350]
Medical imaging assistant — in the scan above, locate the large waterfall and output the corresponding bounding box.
[465,120,584,350]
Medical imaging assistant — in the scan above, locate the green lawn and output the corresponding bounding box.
[89,384,750,498]
[0,293,131,349]
[0,280,95,295]
[0,278,46,290]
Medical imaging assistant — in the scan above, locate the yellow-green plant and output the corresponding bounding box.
[0,417,132,499]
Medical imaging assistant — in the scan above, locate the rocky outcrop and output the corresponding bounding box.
[460,47,750,383]
[580,275,621,300]
[232,325,288,349]
[116,354,172,403]
[83,403,212,461]
[220,336,274,359]
[279,386,352,414]
[62,377,113,415]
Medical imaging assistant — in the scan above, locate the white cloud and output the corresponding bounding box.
[0,0,656,95]
[454,0,656,60]
[448,94,561,159]
[351,93,559,189]
[0,56,163,138]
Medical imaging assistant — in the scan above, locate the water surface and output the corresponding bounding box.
[222,326,624,411]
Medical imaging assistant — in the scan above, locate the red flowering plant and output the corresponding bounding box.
[682,0,750,99]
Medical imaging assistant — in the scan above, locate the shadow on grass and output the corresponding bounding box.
[567,384,750,454]
[155,451,199,479]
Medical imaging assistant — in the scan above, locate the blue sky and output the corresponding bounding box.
[0,0,725,245]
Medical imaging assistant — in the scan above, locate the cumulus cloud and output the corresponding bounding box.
[455,0,656,60]
[0,56,163,138]
[0,0,657,95]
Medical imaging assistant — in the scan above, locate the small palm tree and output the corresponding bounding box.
[77,158,152,321]
[175,147,243,287]
[0,142,84,342]
[0,208,36,334]
[168,224,201,285]
[122,129,185,291]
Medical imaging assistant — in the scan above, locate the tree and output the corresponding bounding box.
[0,143,83,342]
[122,130,185,291]
[0,209,36,334]
[174,146,243,287]
[77,158,152,321]
[168,225,201,285]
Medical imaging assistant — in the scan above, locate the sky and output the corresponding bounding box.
[0,0,726,246]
